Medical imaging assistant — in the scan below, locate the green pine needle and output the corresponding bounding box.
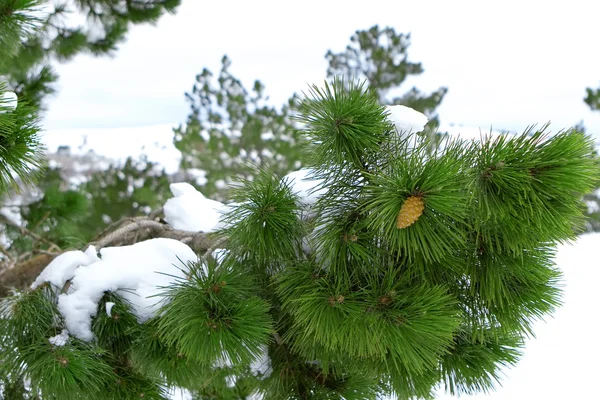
[0,88,44,193]
[440,328,524,396]
[156,258,273,366]
[20,340,115,400]
[222,169,305,272]
[298,78,391,172]
[92,292,139,357]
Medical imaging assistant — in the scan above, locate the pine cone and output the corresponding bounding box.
[396,195,425,228]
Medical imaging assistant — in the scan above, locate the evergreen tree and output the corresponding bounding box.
[582,84,600,231]
[1,0,179,297]
[1,80,597,399]
[0,1,45,393]
[174,25,445,200]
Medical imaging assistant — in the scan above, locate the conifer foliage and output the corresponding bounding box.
[1,79,598,399]
[0,0,44,194]
[3,0,181,109]
[584,83,600,111]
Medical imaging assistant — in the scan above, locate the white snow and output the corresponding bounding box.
[31,246,100,290]
[385,105,428,135]
[585,200,599,214]
[42,124,181,174]
[167,387,194,400]
[0,91,18,112]
[260,131,275,140]
[105,302,115,317]
[51,238,197,341]
[48,329,69,347]
[283,169,326,213]
[1,203,23,227]
[185,168,208,186]
[163,183,228,232]
[169,182,198,197]
[250,346,272,378]
[215,179,228,190]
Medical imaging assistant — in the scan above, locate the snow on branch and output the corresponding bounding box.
[0,184,229,296]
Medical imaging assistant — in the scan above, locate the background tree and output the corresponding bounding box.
[584,84,600,111]
[173,56,300,200]
[582,84,600,231]
[174,25,446,200]
[3,0,181,109]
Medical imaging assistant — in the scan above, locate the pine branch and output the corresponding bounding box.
[0,213,61,252]
[0,242,13,261]
[1,209,227,296]
[89,217,224,252]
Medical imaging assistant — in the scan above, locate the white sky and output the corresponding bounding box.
[43,0,600,139]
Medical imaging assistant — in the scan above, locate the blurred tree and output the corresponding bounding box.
[582,84,600,231]
[584,84,600,111]
[1,0,182,294]
[175,25,447,200]
[3,0,181,109]
[173,56,301,200]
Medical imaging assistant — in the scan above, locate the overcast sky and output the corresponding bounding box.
[43,0,600,141]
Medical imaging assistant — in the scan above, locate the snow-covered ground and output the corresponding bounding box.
[40,122,505,174]
[42,124,181,174]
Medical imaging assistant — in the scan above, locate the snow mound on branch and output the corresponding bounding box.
[48,329,69,347]
[38,238,197,342]
[385,105,428,134]
[32,246,100,289]
[164,183,228,232]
